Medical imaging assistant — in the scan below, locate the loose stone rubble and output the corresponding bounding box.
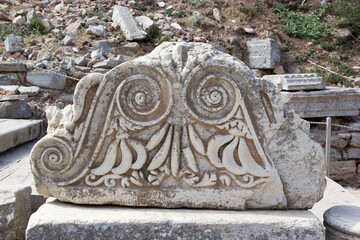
[0,185,32,240]
[30,42,326,210]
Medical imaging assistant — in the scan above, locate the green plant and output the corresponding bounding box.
[281,39,291,52]
[207,10,215,20]
[130,2,147,11]
[154,34,170,44]
[309,47,315,54]
[295,55,304,64]
[320,41,334,51]
[118,29,126,39]
[185,0,207,7]
[165,9,173,16]
[183,17,199,26]
[331,0,360,37]
[30,17,46,35]
[274,3,333,39]
[136,49,145,57]
[29,39,37,46]
[175,10,186,18]
[240,5,256,17]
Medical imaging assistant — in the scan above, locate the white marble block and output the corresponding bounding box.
[262,73,326,91]
[246,38,281,69]
[30,42,326,210]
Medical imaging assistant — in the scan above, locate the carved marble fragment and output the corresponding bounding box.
[30,42,326,209]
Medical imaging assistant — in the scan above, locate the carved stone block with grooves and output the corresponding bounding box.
[30,42,326,210]
[262,73,326,91]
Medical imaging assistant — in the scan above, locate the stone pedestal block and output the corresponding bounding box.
[246,38,280,69]
[26,200,325,240]
[0,185,32,240]
[324,205,360,240]
[282,87,360,118]
[262,73,325,91]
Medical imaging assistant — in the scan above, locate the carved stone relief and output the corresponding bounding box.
[31,42,325,209]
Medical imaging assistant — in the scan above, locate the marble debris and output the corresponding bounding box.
[30,42,325,209]
[112,6,146,41]
[246,38,281,69]
[262,73,326,91]
[282,87,360,118]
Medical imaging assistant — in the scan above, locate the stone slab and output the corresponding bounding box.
[0,140,47,213]
[0,73,19,85]
[246,38,280,69]
[0,62,26,72]
[282,87,360,118]
[0,185,32,240]
[262,73,325,91]
[0,100,33,119]
[0,119,42,152]
[26,72,66,90]
[330,160,357,180]
[112,6,146,41]
[26,199,324,240]
[0,94,28,101]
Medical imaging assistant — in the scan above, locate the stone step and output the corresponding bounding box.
[0,119,42,152]
[282,87,360,118]
[26,199,325,240]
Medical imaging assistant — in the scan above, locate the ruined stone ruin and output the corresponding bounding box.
[26,42,327,239]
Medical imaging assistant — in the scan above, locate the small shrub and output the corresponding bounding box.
[165,9,173,16]
[274,3,333,39]
[320,41,334,51]
[331,0,360,37]
[183,17,199,26]
[207,10,215,20]
[175,10,186,18]
[185,0,207,7]
[30,17,46,35]
[240,5,256,17]
[154,34,170,44]
[295,55,304,64]
[130,2,147,11]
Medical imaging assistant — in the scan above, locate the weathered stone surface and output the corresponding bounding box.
[86,25,107,36]
[135,16,156,33]
[0,119,42,152]
[347,148,360,159]
[246,38,280,69]
[262,73,325,91]
[0,101,33,119]
[282,87,360,118]
[0,62,26,72]
[0,94,28,101]
[4,34,25,53]
[0,85,19,94]
[112,6,146,41]
[350,133,360,147]
[0,185,32,240]
[30,42,325,209]
[324,205,360,239]
[26,72,66,90]
[331,134,349,149]
[0,73,19,85]
[26,199,325,240]
[18,86,40,96]
[93,58,123,69]
[330,160,357,180]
